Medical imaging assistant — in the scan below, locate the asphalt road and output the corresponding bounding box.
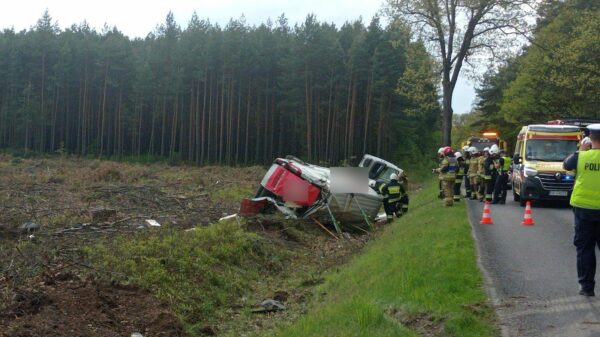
[467,198,600,337]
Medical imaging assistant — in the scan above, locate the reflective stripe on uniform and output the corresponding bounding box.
[387,186,401,194]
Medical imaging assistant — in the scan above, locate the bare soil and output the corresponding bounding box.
[1,280,184,337]
[0,155,370,337]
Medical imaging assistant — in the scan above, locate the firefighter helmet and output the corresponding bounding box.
[390,173,398,181]
[489,144,499,155]
[443,146,454,156]
[454,151,463,159]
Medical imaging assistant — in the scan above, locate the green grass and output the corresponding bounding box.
[210,183,256,203]
[84,221,280,335]
[276,180,499,337]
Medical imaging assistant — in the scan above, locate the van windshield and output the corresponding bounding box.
[525,139,578,161]
[368,163,396,182]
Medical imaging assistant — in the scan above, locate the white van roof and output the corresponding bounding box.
[527,124,581,133]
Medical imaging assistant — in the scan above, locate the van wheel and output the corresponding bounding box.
[520,197,526,207]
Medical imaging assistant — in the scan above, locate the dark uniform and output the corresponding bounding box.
[379,179,402,222]
[464,152,472,198]
[454,156,466,201]
[493,154,511,204]
[397,172,409,216]
[483,155,497,202]
[564,127,600,296]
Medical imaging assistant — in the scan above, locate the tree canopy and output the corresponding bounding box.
[0,10,441,168]
[386,0,537,146]
[459,0,600,150]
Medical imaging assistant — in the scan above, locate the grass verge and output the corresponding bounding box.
[275,179,499,337]
[84,221,279,335]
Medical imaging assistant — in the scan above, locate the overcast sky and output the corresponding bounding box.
[0,0,476,114]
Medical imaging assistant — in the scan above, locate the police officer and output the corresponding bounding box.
[492,149,511,204]
[563,124,600,297]
[379,173,402,223]
[468,147,479,200]
[484,145,499,202]
[434,146,457,206]
[454,151,466,202]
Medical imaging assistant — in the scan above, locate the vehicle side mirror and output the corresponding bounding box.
[513,154,521,165]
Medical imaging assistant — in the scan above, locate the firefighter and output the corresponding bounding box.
[493,149,511,204]
[454,151,466,201]
[379,173,402,223]
[436,147,445,199]
[563,124,600,296]
[468,147,479,200]
[477,147,490,201]
[484,145,500,202]
[396,169,409,216]
[462,146,472,198]
[433,146,457,206]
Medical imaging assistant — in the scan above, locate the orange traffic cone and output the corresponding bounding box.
[480,201,494,225]
[521,201,535,226]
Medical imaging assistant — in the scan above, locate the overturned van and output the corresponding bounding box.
[240,155,405,229]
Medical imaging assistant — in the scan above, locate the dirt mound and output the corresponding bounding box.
[1,281,184,337]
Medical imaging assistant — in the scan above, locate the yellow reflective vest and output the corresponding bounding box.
[570,150,600,209]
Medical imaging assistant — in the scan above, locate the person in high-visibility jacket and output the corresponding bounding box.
[434,146,458,206]
[477,147,490,201]
[484,145,499,202]
[379,173,402,223]
[454,151,466,201]
[563,124,600,297]
[492,149,511,204]
[468,147,479,200]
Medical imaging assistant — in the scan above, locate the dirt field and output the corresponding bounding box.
[0,155,369,337]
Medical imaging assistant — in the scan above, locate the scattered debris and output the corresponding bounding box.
[252,299,287,313]
[131,333,144,337]
[19,222,40,232]
[375,212,387,222]
[219,214,238,222]
[145,219,161,227]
